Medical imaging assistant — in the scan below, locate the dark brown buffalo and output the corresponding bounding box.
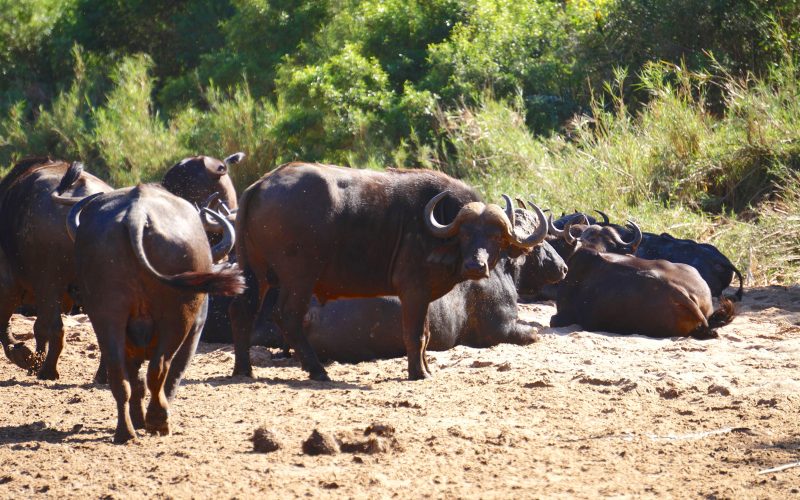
[229,163,548,381]
[550,246,734,338]
[161,153,243,212]
[292,238,565,363]
[0,157,113,378]
[68,184,244,443]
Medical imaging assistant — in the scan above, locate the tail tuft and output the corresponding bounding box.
[708,296,735,329]
[165,263,246,296]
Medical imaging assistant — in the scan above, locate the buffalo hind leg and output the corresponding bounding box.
[0,288,31,370]
[94,317,136,444]
[399,295,431,381]
[145,353,171,436]
[127,358,146,429]
[229,269,260,377]
[275,285,329,381]
[164,297,206,401]
[33,296,64,380]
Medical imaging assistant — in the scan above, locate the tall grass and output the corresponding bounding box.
[429,61,800,284]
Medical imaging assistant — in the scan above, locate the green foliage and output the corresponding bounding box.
[93,55,183,185]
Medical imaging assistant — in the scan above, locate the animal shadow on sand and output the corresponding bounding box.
[0,421,107,445]
[738,285,800,316]
[0,379,96,391]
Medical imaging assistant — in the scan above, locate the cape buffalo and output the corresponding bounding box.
[550,246,735,338]
[292,236,566,363]
[161,153,244,212]
[0,157,112,378]
[68,184,244,443]
[229,163,548,381]
[564,210,744,300]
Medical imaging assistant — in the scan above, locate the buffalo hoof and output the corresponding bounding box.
[407,369,432,381]
[145,420,169,436]
[113,427,136,444]
[309,370,331,382]
[36,366,59,381]
[131,408,146,430]
[231,364,253,378]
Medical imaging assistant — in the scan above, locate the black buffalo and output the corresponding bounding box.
[561,210,744,300]
[0,157,113,378]
[68,184,244,443]
[229,163,549,380]
[551,246,735,338]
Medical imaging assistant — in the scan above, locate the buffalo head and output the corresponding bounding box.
[425,192,548,280]
[161,153,244,212]
[549,215,642,256]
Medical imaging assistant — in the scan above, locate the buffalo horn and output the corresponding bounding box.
[65,193,103,242]
[424,191,460,239]
[201,208,236,262]
[501,194,516,232]
[624,219,643,252]
[506,198,547,249]
[594,209,610,225]
[548,213,576,245]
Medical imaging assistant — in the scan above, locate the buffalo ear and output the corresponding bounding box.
[224,152,245,165]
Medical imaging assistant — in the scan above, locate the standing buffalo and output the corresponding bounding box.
[297,232,566,363]
[161,153,244,212]
[68,184,244,443]
[0,157,112,378]
[229,163,548,381]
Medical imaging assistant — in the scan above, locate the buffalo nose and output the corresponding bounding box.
[462,259,489,279]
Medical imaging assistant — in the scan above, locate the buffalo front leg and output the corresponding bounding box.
[399,296,432,381]
[33,296,64,380]
[275,285,329,382]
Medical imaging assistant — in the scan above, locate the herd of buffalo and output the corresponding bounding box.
[0,155,742,443]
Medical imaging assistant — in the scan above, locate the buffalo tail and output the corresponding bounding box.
[708,296,735,329]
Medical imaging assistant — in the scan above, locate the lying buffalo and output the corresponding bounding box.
[551,248,735,338]
[550,219,735,338]
[229,163,548,380]
[68,184,244,443]
[557,210,744,300]
[0,157,112,378]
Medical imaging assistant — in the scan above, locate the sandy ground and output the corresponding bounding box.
[1,285,799,499]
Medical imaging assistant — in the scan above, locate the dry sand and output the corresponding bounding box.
[1,285,799,498]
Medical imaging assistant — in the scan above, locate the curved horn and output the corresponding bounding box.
[65,193,103,242]
[594,209,610,225]
[549,214,576,245]
[624,219,643,252]
[515,198,527,209]
[202,208,236,262]
[201,192,221,210]
[501,194,516,232]
[507,199,548,249]
[424,191,460,239]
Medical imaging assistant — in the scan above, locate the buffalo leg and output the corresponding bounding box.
[0,288,31,370]
[399,296,431,381]
[229,269,260,377]
[33,295,64,380]
[94,318,136,444]
[275,285,329,381]
[127,358,146,429]
[94,356,108,384]
[145,353,171,436]
[164,297,206,401]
